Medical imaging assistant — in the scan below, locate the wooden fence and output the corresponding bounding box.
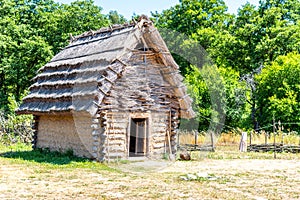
[247,131,300,154]
[177,130,215,152]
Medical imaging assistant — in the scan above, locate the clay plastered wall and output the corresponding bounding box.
[37,114,93,158]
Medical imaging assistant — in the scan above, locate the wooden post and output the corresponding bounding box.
[111,115,117,160]
[273,115,276,159]
[265,132,268,145]
[168,110,174,160]
[134,122,139,155]
[144,120,146,156]
[194,131,198,149]
[177,131,180,147]
[239,132,247,152]
[106,113,110,162]
[127,116,131,158]
[210,131,215,151]
[249,131,252,146]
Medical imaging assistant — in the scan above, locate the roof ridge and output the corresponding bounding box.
[70,22,136,43]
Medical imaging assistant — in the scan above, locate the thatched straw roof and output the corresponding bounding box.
[17,17,195,119]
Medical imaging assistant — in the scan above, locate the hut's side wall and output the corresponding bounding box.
[37,115,93,158]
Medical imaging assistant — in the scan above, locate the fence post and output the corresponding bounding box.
[265,132,268,145]
[194,131,198,147]
[210,131,215,151]
[249,131,252,146]
[273,115,276,159]
[239,132,247,152]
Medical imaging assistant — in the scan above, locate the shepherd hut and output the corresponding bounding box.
[17,16,194,161]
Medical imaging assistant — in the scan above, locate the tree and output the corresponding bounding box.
[0,1,53,111]
[218,67,250,129]
[153,0,231,35]
[0,0,109,112]
[256,53,300,132]
[107,10,127,24]
[228,0,300,73]
[153,0,300,131]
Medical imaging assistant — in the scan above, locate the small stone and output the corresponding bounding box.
[92,153,97,158]
[91,124,99,129]
[92,130,99,136]
[186,174,197,180]
[180,152,191,160]
[92,146,97,151]
[92,118,99,123]
[180,176,188,181]
[93,141,99,146]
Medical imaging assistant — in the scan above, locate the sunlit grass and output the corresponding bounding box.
[0,142,114,172]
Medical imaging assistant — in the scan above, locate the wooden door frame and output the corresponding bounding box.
[127,113,150,157]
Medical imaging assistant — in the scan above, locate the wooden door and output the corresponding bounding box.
[129,118,148,156]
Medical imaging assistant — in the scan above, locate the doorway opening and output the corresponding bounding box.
[129,118,149,156]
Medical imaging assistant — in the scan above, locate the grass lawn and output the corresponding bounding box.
[0,143,299,199]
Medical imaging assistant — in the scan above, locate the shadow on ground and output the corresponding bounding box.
[0,148,88,165]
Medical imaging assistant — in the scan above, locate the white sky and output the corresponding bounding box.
[55,0,260,19]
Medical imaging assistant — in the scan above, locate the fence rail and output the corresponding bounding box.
[248,144,300,153]
[177,144,215,152]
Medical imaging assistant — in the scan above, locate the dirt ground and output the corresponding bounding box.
[0,158,299,200]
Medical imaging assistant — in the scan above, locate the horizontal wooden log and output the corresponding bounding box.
[153,143,165,149]
[107,146,126,152]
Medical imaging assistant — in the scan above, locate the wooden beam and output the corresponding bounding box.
[114,58,128,66]
[104,76,114,84]
[98,86,108,96]
[107,66,119,75]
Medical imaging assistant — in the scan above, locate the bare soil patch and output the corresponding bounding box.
[0,157,299,199]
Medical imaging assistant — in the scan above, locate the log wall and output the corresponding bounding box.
[104,112,128,160]
[98,111,174,160]
[150,112,168,156]
[97,50,182,160]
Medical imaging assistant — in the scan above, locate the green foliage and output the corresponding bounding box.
[256,53,300,131]
[0,0,110,112]
[184,65,250,131]
[0,96,33,145]
[184,65,211,130]
[107,10,127,24]
[153,0,232,35]
[230,0,300,73]
[218,67,250,129]
[1,0,300,134]
[154,0,300,131]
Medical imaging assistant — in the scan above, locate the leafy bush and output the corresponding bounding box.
[0,96,33,145]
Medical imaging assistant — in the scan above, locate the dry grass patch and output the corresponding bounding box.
[0,143,299,199]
